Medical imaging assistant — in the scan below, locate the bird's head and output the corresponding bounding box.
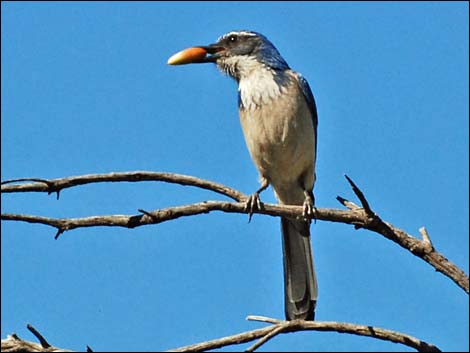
[168,30,289,81]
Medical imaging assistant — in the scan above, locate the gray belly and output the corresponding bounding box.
[239,92,316,204]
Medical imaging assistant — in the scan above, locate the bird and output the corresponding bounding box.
[168,30,318,321]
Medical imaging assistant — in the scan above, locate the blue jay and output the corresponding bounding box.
[168,30,318,320]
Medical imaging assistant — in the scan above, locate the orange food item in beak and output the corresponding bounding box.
[167,47,208,65]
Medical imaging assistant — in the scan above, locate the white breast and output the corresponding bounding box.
[218,55,288,110]
[238,70,316,204]
[238,67,287,110]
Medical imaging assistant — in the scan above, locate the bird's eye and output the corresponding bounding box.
[229,35,237,43]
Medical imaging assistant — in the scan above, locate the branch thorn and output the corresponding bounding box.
[419,227,434,252]
[54,228,65,240]
[138,208,157,220]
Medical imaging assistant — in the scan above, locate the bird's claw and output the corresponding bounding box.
[303,194,317,223]
[245,192,262,222]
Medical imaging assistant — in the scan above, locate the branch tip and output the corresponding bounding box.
[343,174,373,214]
[246,315,282,325]
[47,189,61,200]
[26,324,51,349]
[336,196,360,210]
[1,178,51,186]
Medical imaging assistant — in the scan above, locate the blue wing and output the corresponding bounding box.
[296,73,318,152]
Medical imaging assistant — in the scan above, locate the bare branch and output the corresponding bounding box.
[2,172,468,293]
[0,202,358,234]
[337,175,469,294]
[168,318,441,352]
[0,171,246,202]
[2,207,469,293]
[1,172,465,351]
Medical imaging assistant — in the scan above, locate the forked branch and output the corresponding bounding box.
[1,172,468,293]
[168,315,441,352]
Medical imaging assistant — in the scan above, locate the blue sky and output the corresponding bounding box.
[1,2,468,352]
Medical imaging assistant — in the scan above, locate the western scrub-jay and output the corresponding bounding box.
[168,30,318,320]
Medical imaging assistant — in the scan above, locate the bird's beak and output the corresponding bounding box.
[167,44,224,65]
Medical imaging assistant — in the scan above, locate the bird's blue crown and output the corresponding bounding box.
[217,30,290,70]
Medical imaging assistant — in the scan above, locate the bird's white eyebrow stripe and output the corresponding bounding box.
[219,31,257,40]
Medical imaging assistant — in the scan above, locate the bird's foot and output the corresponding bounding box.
[244,179,269,223]
[303,192,317,222]
[245,192,262,223]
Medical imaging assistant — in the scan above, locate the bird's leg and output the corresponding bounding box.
[303,190,317,222]
[245,178,269,222]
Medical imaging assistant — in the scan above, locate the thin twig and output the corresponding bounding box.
[26,324,50,348]
[1,178,52,186]
[343,174,373,215]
